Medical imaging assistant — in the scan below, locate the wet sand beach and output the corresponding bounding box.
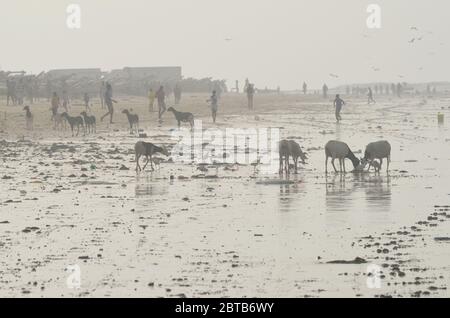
[1,93,450,297]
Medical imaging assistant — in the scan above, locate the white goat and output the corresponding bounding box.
[361,140,391,173]
[325,140,360,173]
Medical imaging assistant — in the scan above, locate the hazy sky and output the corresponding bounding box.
[0,0,449,89]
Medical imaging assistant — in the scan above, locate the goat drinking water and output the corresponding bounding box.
[361,140,391,173]
[279,140,307,174]
[135,141,169,172]
[325,140,360,173]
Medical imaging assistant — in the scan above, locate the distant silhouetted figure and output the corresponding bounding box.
[368,88,375,104]
[101,83,117,124]
[207,90,218,123]
[174,83,182,104]
[62,90,70,112]
[303,82,307,95]
[148,88,155,112]
[391,83,396,97]
[84,93,91,112]
[246,83,255,110]
[333,94,345,122]
[322,84,328,98]
[156,86,166,120]
[51,92,60,120]
[396,83,402,97]
[99,81,106,109]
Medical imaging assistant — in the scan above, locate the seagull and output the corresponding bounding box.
[224,38,232,42]
[408,38,416,43]
[329,73,339,78]
[410,26,419,31]
[372,67,381,72]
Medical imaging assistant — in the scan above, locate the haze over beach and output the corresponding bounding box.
[1,0,450,89]
[1,0,450,302]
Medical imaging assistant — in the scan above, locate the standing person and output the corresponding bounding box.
[156,86,166,120]
[367,87,375,104]
[148,88,155,112]
[62,90,70,112]
[50,92,60,121]
[83,92,91,112]
[333,94,345,122]
[322,84,328,98]
[396,83,402,97]
[244,78,250,94]
[303,82,308,95]
[246,83,255,110]
[99,81,105,109]
[207,90,218,123]
[101,83,117,124]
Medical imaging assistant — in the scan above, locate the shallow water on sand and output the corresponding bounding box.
[1,94,450,297]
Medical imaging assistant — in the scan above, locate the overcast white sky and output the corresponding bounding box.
[0,0,449,89]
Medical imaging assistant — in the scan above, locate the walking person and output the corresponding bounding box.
[246,83,255,110]
[99,81,105,109]
[83,92,91,112]
[367,87,376,104]
[100,83,117,124]
[333,94,345,122]
[322,84,329,99]
[62,90,70,112]
[156,86,166,120]
[207,90,218,123]
[50,92,60,121]
[148,88,155,112]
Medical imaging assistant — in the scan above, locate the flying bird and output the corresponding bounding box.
[410,26,419,31]
[224,38,233,42]
[329,73,339,78]
[408,38,416,43]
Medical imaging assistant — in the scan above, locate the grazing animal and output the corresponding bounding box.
[151,157,164,170]
[122,109,139,134]
[167,107,194,129]
[325,140,360,173]
[362,140,391,173]
[80,111,96,134]
[134,141,169,171]
[279,140,307,174]
[61,112,85,136]
[23,106,33,130]
[365,159,381,173]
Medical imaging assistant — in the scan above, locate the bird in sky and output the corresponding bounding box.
[329,73,339,78]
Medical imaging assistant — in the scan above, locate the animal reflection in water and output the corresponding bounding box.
[278,177,303,212]
[135,174,168,197]
[325,173,391,212]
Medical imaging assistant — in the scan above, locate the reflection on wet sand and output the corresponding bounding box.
[325,173,356,212]
[278,174,304,212]
[135,173,169,210]
[325,173,391,213]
